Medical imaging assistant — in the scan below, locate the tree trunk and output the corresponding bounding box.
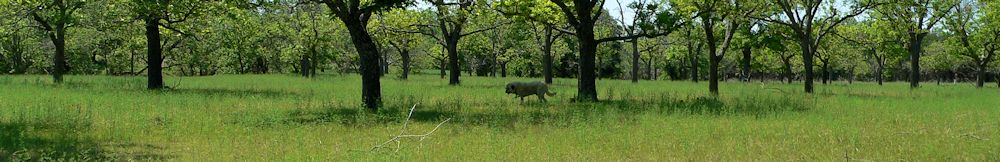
[145,16,164,89]
[300,55,310,77]
[691,42,700,83]
[976,63,986,88]
[821,60,829,84]
[447,37,461,85]
[343,19,383,112]
[908,32,926,89]
[799,37,815,93]
[741,46,751,82]
[543,27,555,84]
[702,17,719,95]
[309,44,318,77]
[500,62,508,77]
[631,38,640,83]
[575,21,599,102]
[647,57,654,80]
[876,63,884,85]
[439,59,446,79]
[50,27,68,83]
[782,54,794,84]
[400,49,411,80]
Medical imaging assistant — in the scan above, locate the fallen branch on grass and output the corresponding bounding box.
[371,104,452,152]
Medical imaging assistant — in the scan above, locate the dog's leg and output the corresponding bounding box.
[538,94,546,102]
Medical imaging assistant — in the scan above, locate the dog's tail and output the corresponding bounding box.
[546,91,557,96]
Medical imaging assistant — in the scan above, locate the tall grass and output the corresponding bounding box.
[1,74,998,161]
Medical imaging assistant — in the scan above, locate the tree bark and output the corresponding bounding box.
[782,54,794,84]
[52,29,67,83]
[630,38,640,83]
[439,59,446,79]
[798,37,815,93]
[400,49,411,80]
[447,37,460,85]
[907,32,926,89]
[821,59,829,84]
[500,62,508,77]
[691,42,700,83]
[876,63,884,85]
[343,18,383,112]
[144,16,164,89]
[542,27,555,84]
[575,20,599,102]
[702,15,719,95]
[741,46,751,82]
[300,55,310,77]
[976,63,986,88]
[647,57,654,80]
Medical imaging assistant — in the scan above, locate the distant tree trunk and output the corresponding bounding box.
[309,45,318,77]
[500,61,508,77]
[300,55,310,77]
[4,33,31,74]
[542,27,555,84]
[687,29,699,83]
[821,59,829,84]
[630,38,640,83]
[691,42,700,83]
[144,16,164,89]
[976,63,986,88]
[741,46,751,82]
[400,49,411,79]
[647,57,654,80]
[907,32,927,89]
[876,63,884,85]
[342,18,383,112]
[439,59,446,79]
[782,53,794,84]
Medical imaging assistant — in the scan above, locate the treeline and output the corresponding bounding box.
[1,0,999,111]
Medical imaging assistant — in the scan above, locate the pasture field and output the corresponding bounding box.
[1,74,998,161]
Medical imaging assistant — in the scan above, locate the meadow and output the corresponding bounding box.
[1,74,998,161]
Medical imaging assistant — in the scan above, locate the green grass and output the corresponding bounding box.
[1,74,998,161]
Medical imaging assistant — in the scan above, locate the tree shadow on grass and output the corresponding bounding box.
[0,121,174,161]
[249,93,811,129]
[160,88,302,98]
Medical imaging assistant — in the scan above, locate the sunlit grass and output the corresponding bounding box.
[1,74,998,161]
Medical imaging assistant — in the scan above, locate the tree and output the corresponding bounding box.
[946,0,998,88]
[875,0,958,88]
[376,9,426,80]
[750,0,878,93]
[614,0,679,83]
[676,0,747,95]
[316,0,410,111]
[497,0,567,83]
[417,0,501,85]
[0,8,35,74]
[835,19,905,85]
[22,0,85,83]
[130,0,207,89]
[682,23,703,82]
[514,0,680,101]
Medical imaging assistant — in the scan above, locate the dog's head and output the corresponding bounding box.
[505,83,515,94]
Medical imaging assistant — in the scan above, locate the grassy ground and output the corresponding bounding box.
[1,74,998,161]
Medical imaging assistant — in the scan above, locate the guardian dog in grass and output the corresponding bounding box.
[505,81,556,103]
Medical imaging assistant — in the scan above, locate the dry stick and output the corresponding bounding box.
[371,104,452,152]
